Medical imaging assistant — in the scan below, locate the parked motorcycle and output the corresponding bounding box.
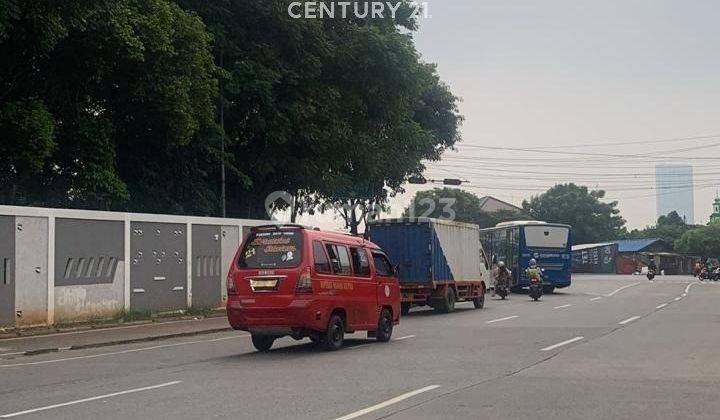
[528,276,543,301]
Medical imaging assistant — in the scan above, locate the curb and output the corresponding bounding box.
[4,326,234,358]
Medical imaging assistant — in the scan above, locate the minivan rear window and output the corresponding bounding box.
[238,230,303,268]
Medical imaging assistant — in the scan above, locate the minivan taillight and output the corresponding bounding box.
[227,274,238,295]
[295,267,313,294]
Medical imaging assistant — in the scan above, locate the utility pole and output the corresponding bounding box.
[219,51,226,218]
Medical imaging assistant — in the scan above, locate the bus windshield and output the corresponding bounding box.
[524,226,569,249]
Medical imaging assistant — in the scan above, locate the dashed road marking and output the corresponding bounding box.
[674,297,682,301]
[605,282,642,297]
[619,316,641,325]
[589,297,602,301]
[656,303,668,309]
[486,315,519,324]
[540,336,584,352]
[553,304,572,309]
[393,335,416,341]
[0,381,182,418]
[334,385,440,420]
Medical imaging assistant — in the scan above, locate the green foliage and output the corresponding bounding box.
[2,1,461,224]
[674,223,720,257]
[1,0,219,212]
[522,183,626,244]
[625,211,689,252]
[403,188,525,228]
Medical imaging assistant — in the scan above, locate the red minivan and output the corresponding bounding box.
[226,225,401,352]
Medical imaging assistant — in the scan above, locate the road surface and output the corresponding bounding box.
[1,275,719,420]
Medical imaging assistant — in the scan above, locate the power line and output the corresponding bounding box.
[455,133,720,150]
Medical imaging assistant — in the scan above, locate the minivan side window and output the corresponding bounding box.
[313,241,331,273]
[372,252,393,277]
[350,247,371,277]
[325,244,352,275]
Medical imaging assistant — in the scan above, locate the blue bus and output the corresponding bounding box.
[479,221,572,292]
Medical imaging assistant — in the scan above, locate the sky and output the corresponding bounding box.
[295,0,720,231]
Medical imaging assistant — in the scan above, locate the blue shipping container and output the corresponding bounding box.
[367,218,486,285]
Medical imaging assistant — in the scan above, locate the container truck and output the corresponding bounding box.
[366,218,489,315]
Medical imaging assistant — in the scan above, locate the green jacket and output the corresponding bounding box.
[525,267,543,283]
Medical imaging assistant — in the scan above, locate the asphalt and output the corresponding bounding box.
[0,274,718,420]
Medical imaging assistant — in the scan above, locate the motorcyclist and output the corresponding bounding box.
[525,258,543,284]
[647,256,657,275]
[494,261,511,290]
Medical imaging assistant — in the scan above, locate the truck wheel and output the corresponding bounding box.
[435,287,456,314]
[321,314,345,351]
[543,285,556,294]
[375,309,394,342]
[251,335,275,352]
[473,294,485,309]
[401,303,411,316]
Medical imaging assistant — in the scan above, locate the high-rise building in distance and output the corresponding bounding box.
[655,164,694,224]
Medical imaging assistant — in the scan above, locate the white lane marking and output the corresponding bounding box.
[334,385,440,420]
[674,297,682,301]
[0,352,25,357]
[540,336,584,352]
[684,283,694,294]
[589,297,602,301]
[681,293,687,297]
[393,335,416,341]
[553,304,572,309]
[605,282,642,297]
[619,316,641,325]
[0,335,247,368]
[486,315,519,324]
[656,303,668,309]
[0,381,182,418]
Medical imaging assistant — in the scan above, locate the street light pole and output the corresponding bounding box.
[219,51,226,218]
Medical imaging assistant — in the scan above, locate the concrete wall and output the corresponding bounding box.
[53,219,126,322]
[0,216,15,326]
[14,217,48,326]
[0,205,266,327]
[220,225,240,304]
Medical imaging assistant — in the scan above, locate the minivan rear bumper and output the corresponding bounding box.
[226,296,327,333]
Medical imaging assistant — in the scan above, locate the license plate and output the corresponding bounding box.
[250,279,278,291]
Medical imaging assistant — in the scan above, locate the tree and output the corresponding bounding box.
[178,1,461,230]
[1,0,219,213]
[625,211,689,251]
[675,224,720,257]
[403,188,526,228]
[522,183,626,244]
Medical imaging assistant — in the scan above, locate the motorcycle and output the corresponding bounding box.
[496,282,508,300]
[713,267,720,281]
[528,276,543,301]
[699,267,709,281]
[646,268,655,281]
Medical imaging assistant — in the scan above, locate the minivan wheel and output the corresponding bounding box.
[376,309,394,342]
[251,335,275,352]
[322,314,345,351]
